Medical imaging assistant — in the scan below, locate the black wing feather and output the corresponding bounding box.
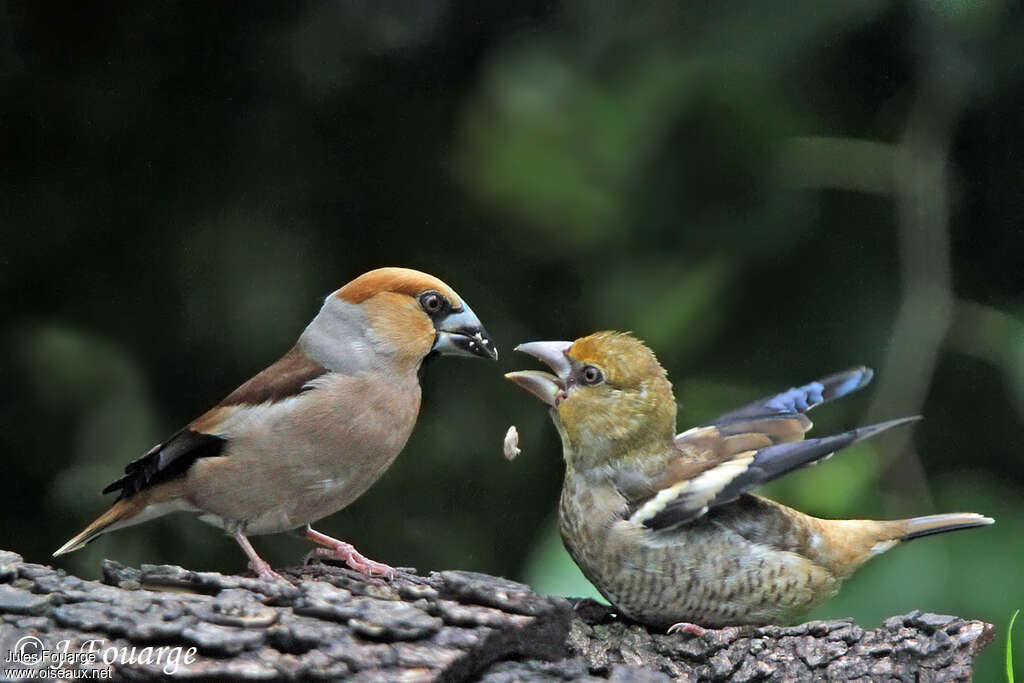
[644,416,918,530]
[101,429,226,500]
[710,366,873,426]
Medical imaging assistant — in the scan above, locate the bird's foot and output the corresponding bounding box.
[667,621,708,637]
[249,558,288,583]
[305,545,396,578]
[302,526,396,578]
[234,532,289,583]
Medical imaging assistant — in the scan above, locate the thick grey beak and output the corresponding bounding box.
[505,340,574,406]
[431,301,498,361]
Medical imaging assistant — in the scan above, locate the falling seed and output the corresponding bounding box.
[503,425,521,461]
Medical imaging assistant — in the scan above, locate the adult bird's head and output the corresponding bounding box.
[506,331,675,466]
[301,267,497,377]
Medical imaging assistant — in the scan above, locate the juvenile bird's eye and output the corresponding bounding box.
[581,365,603,385]
[420,292,444,314]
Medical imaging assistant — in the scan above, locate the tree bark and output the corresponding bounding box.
[0,550,993,681]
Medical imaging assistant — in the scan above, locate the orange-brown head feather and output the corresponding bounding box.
[319,267,493,373]
[362,291,437,372]
[334,267,462,308]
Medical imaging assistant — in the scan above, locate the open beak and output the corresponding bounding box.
[431,301,498,361]
[504,341,574,406]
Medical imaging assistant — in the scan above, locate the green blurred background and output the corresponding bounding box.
[3,1,1022,678]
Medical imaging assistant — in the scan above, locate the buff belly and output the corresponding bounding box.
[184,372,421,536]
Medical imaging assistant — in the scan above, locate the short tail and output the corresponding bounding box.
[53,500,137,556]
[899,512,994,542]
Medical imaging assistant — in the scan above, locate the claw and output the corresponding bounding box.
[308,546,396,577]
[667,621,707,637]
[304,526,396,578]
[234,532,290,583]
[250,560,288,583]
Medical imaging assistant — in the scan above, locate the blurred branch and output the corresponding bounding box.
[866,11,968,512]
[948,299,1024,416]
[776,137,897,195]
[776,9,974,512]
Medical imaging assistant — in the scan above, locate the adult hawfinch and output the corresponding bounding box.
[56,267,497,581]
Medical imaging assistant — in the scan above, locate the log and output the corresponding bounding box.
[0,550,993,681]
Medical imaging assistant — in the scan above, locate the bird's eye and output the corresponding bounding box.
[581,365,603,385]
[420,292,445,314]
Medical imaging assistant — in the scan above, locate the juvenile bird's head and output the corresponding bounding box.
[300,267,497,376]
[506,332,676,467]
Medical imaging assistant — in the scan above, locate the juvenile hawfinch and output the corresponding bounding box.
[506,332,992,629]
[55,267,497,581]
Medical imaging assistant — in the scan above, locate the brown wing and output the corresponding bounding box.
[102,346,327,500]
[613,413,812,509]
[218,345,328,406]
[619,368,912,530]
[625,418,917,531]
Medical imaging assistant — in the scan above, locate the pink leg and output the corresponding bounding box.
[667,621,708,637]
[304,526,395,578]
[233,532,287,582]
